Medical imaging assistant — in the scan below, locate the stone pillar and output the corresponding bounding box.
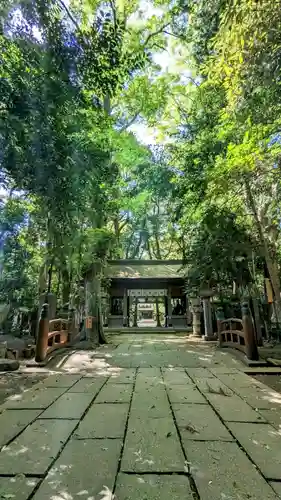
[202,296,214,340]
[123,289,128,327]
[167,287,172,327]
[190,297,201,337]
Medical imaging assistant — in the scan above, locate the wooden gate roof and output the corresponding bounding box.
[106,260,185,279]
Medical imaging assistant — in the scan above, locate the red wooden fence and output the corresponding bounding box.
[35,304,81,362]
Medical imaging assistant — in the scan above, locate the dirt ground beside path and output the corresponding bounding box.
[0,370,48,406]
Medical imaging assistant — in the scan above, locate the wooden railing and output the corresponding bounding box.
[47,318,69,354]
[35,303,81,362]
[218,318,245,351]
[217,303,259,361]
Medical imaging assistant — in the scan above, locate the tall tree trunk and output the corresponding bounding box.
[56,270,61,298]
[85,263,106,347]
[62,268,71,305]
[244,177,281,322]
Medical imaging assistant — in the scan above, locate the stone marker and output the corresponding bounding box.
[40,392,94,419]
[204,393,266,422]
[167,385,207,404]
[95,383,133,403]
[174,404,233,442]
[3,387,66,410]
[68,376,106,393]
[0,409,42,447]
[227,422,281,480]
[0,419,77,475]
[186,441,278,500]
[122,416,185,472]
[33,439,122,499]
[115,473,194,500]
[41,374,82,388]
[74,403,129,438]
[162,368,193,385]
[0,476,39,500]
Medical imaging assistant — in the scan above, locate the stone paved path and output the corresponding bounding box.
[1,333,281,499]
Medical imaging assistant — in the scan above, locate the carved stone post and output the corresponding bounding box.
[242,302,259,361]
[35,303,49,362]
[216,306,225,347]
[202,296,214,340]
[190,297,201,337]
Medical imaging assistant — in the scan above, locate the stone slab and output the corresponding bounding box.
[185,367,215,380]
[260,409,281,430]
[107,368,136,383]
[162,368,193,385]
[115,473,194,500]
[230,385,281,410]
[245,367,281,374]
[167,385,207,404]
[204,393,266,422]
[186,441,278,500]
[135,368,163,391]
[173,404,233,441]
[210,367,241,375]
[95,383,133,403]
[215,372,264,388]
[195,377,233,396]
[0,409,42,447]
[270,482,281,497]
[0,419,77,475]
[0,476,39,500]
[41,374,82,388]
[74,403,129,438]
[40,392,94,419]
[33,439,122,499]
[2,387,66,410]
[122,416,185,472]
[68,376,106,393]
[130,388,170,418]
[227,422,281,480]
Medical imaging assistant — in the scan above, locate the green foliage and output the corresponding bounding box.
[183,206,255,292]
